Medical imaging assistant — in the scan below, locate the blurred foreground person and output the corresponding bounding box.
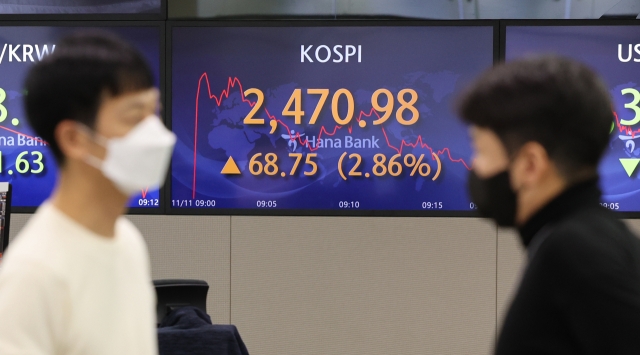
[0,32,175,354]
[459,56,640,354]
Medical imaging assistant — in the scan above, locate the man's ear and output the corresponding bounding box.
[55,120,90,161]
[511,141,552,189]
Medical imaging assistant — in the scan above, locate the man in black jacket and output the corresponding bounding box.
[458,56,640,354]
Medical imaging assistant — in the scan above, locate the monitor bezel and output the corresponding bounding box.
[0,0,167,21]
[165,19,499,217]
[0,20,166,214]
[0,183,11,253]
[500,19,640,60]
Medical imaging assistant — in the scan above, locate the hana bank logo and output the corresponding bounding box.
[0,43,56,64]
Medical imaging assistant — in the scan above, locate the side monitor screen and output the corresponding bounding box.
[169,23,495,215]
[0,24,162,210]
[505,24,640,213]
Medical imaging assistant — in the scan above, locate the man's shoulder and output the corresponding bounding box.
[116,216,149,258]
[5,203,66,263]
[548,207,637,252]
[536,207,640,280]
[0,205,67,286]
[116,216,144,243]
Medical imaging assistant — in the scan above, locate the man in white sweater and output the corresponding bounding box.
[0,32,175,354]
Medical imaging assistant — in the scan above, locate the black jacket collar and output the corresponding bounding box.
[517,178,602,247]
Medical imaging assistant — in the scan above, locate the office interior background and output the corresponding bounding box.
[5,1,640,354]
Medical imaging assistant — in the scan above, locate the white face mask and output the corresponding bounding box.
[81,115,176,196]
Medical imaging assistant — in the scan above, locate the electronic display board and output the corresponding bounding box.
[504,21,640,214]
[169,22,497,215]
[0,23,163,211]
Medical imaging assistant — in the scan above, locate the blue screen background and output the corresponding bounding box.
[0,26,161,208]
[506,25,640,212]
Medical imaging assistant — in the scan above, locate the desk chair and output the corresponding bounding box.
[154,279,249,355]
[153,279,209,325]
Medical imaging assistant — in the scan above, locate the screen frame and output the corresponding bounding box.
[0,20,166,214]
[502,19,640,219]
[165,19,499,217]
[0,183,11,253]
[0,0,166,21]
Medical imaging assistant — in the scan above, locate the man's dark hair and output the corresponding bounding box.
[24,31,154,164]
[457,56,613,179]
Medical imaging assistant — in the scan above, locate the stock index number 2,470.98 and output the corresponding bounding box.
[242,87,421,127]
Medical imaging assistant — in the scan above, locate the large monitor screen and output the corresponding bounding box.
[504,22,640,213]
[0,23,163,211]
[169,22,496,215]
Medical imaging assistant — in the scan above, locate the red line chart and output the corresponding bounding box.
[0,125,48,144]
[614,111,640,137]
[193,73,472,199]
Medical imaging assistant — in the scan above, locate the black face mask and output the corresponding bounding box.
[467,170,518,227]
